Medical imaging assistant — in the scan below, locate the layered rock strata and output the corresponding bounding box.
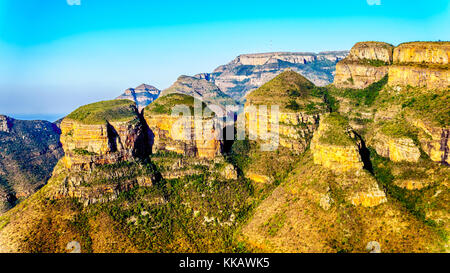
[388,42,450,90]
[334,42,394,89]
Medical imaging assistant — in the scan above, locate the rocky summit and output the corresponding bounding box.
[116,84,161,111]
[196,51,348,102]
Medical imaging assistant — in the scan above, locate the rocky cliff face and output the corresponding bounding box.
[60,100,148,170]
[393,42,449,65]
[408,117,449,165]
[370,131,421,163]
[196,51,348,101]
[334,42,394,89]
[116,84,161,111]
[243,71,325,154]
[388,42,450,90]
[0,115,63,214]
[310,113,387,207]
[144,93,223,159]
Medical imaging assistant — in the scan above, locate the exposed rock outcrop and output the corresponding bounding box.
[370,131,421,163]
[60,100,148,170]
[310,113,387,207]
[409,117,449,165]
[334,42,394,89]
[116,84,161,111]
[244,71,325,154]
[144,93,223,159]
[388,42,450,90]
[393,42,449,65]
[196,51,348,101]
[49,161,155,206]
[388,65,449,90]
[311,115,364,173]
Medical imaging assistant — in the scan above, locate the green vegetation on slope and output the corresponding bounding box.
[245,70,325,113]
[318,113,354,146]
[144,93,210,116]
[369,148,449,242]
[0,157,255,253]
[330,75,388,107]
[66,100,138,125]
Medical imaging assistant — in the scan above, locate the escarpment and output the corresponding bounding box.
[196,51,348,101]
[1,40,448,253]
[160,75,238,116]
[388,42,450,90]
[334,42,394,89]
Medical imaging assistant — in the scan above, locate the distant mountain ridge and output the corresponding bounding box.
[195,51,349,101]
[159,75,238,116]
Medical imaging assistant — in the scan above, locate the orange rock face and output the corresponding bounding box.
[388,42,450,90]
[60,116,147,170]
[333,42,394,89]
[144,114,222,159]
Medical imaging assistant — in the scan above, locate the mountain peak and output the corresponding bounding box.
[116,83,161,111]
[135,83,158,91]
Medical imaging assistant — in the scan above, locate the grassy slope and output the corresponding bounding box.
[144,93,210,116]
[245,70,326,113]
[66,100,138,125]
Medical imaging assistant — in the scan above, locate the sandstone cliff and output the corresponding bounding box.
[334,42,394,89]
[116,84,161,111]
[388,42,450,90]
[144,93,223,159]
[60,100,149,170]
[243,71,325,153]
[196,51,348,101]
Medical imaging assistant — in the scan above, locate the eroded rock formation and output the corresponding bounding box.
[388,42,450,90]
[334,42,394,89]
[116,84,161,111]
[144,93,223,159]
[310,113,387,207]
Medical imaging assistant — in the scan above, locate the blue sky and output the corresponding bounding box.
[0,0,449,120]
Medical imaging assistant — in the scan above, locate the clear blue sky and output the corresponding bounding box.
[0,0,448,120]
